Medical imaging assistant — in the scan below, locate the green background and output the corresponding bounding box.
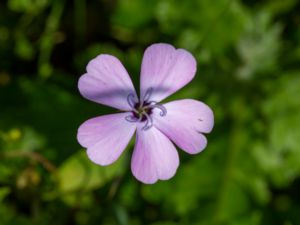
[0,0,300,224]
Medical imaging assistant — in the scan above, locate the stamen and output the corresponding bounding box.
[127,93,136,109]
[125,114,142,123]
[127,93,139,114]
[144,101,167,117]
[143,88,153,102]
[125,115,139,122]
[142,113,153,130]
[125,89,167,130]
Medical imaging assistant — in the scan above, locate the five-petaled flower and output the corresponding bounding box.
[77,43,214,184]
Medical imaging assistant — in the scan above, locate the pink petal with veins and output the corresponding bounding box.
[77,113,136,165]
[153,99,214,154]
[140,43,196,102]
[78,54,137,110]
[131,125,179,184]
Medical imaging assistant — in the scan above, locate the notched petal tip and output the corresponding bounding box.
[131,126,179,184]
[153,99,213,155]
[199,104,214,134]
[177,48,197,68]
[145,43,175,51]
[140,43,197,102]
[78,54,137,110]
[77,113,136,166]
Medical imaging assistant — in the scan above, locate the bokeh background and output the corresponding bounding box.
[1,0,300,224]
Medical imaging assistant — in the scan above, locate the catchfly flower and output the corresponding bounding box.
[77,43,214,184]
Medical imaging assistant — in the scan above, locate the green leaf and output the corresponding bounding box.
[258,72,300,186]
[112,0,157,29]
[237,12,282,79]
[0,187,10,201]
[57,150,126,193]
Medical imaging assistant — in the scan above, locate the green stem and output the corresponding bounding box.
[213,98,247,224]
[38,0,65,79]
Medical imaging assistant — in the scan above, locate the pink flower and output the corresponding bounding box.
[77,43,214,184]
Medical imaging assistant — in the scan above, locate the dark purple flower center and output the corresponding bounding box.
[125,89,167,130]
[132,102,153,122]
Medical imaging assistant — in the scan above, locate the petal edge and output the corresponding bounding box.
[131,126,179,184]
[140,43,197,102]
[153,99,214,154]
[78,54,137,110]
[77,113,136,166]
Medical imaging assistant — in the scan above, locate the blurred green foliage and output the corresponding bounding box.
[0,0,300,224]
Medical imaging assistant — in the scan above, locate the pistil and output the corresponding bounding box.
[126,90,167,130]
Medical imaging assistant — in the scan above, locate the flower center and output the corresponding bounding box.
[125,89,167,130]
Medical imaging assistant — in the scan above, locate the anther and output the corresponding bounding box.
[127,93,136,109]
[143,88,153,102]
[125,89,167,131]
[125,115,141,123]
[142,113,153,130]
[144,101,167,117]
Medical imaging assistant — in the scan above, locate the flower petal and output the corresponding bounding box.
[131,125,179,184]
[78,54,137,110]
[153,99,214,154]
[140,43,196,102]
[77,113,136,166]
